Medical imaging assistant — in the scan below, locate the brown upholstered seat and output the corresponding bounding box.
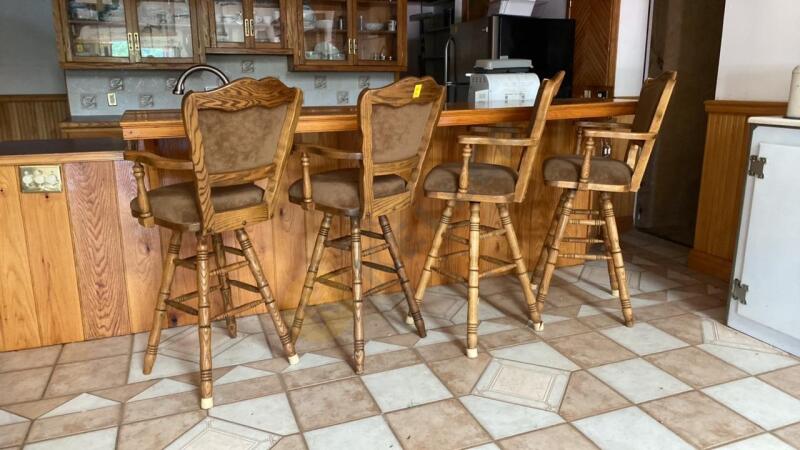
[543,155,632,187]
[288,168,408,216]
[131,182,265,230]
[424,162,518,198]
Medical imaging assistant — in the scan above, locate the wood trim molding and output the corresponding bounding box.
[0,151,124,166]
[704,100,788,115]
[0,94,67,102]
[688,249,731,282]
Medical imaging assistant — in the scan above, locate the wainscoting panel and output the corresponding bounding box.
[0,95,69,141]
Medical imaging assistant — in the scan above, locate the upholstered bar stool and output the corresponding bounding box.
[413,72,564,358]
[531,71,677,326]
[288,77,445,374]
[124,77,303,409]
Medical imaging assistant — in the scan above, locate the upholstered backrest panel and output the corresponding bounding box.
[631,78,668,132]
[370,102,435,164]
[196,104,288,174]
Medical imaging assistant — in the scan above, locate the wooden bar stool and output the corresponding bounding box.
[124,77,303,409]
[288,77,445,374]
[531,72,677,326]
[414,72,564,358]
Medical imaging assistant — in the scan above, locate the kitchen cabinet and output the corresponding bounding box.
[727,116,800,356]
[292,0,406,72]
[204,0,292,54]
[54,0,203,68]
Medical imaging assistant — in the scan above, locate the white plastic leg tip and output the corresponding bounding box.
[611,289,620,298]
[201,397,213,410]
[288,354,300,365]
[531,283,538,291]
[405,315,415,326]
[528,320,544,332]
[466,348,478,359]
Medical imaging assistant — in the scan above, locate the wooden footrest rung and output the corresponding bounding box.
[363,243,389,257]
[361,230,384,240]
[325,235,351,251]
[318,266,350,281]
[562,237,604,244]
[175,258,198,270]
[165,300,198,316]
[480,227,507,239]
[435,250,469,260]
[479,255,512,266]
[169,284,221,304]
[364,279,400,296]
[229,279,259,293]
[211,299,264,321]
[560,253,611,261]
[572,209,601,216]
[449,220,469,228]
[210,260,249,277]
[316,277,352,292]
[480,263,516,279]
[443,233,469,245]
[223,246,244,257]
[431,266,467,283]
[363,261,396,274]
[569,219,606,226]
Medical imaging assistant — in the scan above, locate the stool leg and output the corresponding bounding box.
[236,228,299,364]
[532,192,568,296]
[602,221,620,298]
[600,193,634,326]
[412,200,455,323]
[350,217,365,374]
[380,215,426,338]
[466,202,481,358]
[212,234,237,338]
[292,213,332,344]
[143,231,182,375]
[535,190,576,309]
[497,204,543,331]
[196,235,214,410]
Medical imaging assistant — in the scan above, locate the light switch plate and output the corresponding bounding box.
[19,165,62,193]
[107,92,117,106]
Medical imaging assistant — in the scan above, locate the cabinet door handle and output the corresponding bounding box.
[250,19,255,37]
[347,38,352,55]
[245,18,251,37]
[353,38,358,54]
[133,32,140,53]
[127,33,134,52]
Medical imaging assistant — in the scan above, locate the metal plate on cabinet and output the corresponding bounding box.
[19,165,63,193]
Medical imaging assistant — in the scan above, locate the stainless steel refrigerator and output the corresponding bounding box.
[445,15,575,102]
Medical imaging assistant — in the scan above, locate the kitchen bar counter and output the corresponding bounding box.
[0,98,637,352]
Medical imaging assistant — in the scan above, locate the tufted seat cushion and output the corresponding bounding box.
[424,162,518,197]
[131,181,264,228]
[288,168,408,217]
[543,155,632,187]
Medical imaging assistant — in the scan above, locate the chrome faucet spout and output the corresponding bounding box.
[172,64,230,95]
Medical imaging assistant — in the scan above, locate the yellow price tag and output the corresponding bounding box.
[413,84,422,98]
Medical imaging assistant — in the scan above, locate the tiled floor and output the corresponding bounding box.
[1,231,799,450]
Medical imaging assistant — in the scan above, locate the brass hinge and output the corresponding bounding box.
[748,155,766,178]
[732,278,749,305]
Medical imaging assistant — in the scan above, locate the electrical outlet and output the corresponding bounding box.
[107,92,117,106]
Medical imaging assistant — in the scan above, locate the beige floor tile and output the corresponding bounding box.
[288,377,379,431]
[214,375,285,406]
[574,406,693,450]
[363,363,452,413]
[117,410,205,450]
[577,313,626,330]
[360,348,423,375]
[0,367,52,406]
[499,423,599,450]
[759,365,800,398]
[429,353,492,396]
[548,332,636,368]
[0,346,60,373]
[673,295,726,312]
[633,303,687,322]
[478,328,540,350]
[774,422,800,448]
[58,335,131,364]
[26,404,121,443]
[386,399,491,450]
[316,300,378,322]
[461,395,563,439]
[92,380,157,403]
[641,391,762,448]
[535,319,591,341]
[2,395,72,420]
[210,393,298,435]
[416,339,469,362]
[374,333,421,348]
[473,359,569,411]
[544,284,602,308]
[273,434,308,450]
[590,358,691,404]
[646,347,747,388]
[45,355,128,398]
[283,361,355,390]
[122,391,201,424]
[559,371,630,421]
[326,313,397,346]
[648,314,705,345]
[269,322,337,354]
[0,422,29,448]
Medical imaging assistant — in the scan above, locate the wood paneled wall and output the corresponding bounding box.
[0,95,69,141]
[688,100,788,280]
[569,0,620,98]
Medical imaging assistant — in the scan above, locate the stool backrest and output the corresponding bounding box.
[357,76,445,218]
[628,71,677,190]
[182,77,302,234]
[514,71,565,202]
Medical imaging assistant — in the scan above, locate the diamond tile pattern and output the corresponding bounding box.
[1,230,798,449]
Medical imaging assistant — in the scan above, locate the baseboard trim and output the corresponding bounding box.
[688,249,731,281]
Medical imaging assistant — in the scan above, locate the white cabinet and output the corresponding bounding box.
[728,116,800,356]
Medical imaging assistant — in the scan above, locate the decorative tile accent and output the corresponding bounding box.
[80,94,97,110]
[703,377,800,430]
[314,75,327,89]
[460,395,564,439]
[241,59,255,73]
[304,415,400,450]
[574,406,694,450]
[589,358,691,403]
[491,342,580,371]
[210,393,299,435]
[109,77,124,91]
[336,91,349,105]
[358,75,370,88]
[472,359,569,411]
[362,364,451,412]
[167,417,278,449]
[166,77,178,91]
[139,94,154,108]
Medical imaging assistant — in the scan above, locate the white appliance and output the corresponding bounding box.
[488,0,537,17]
[727,116,800,356]
[468,73,540,106]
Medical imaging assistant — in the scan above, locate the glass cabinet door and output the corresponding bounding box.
[355,0,400,65]
[301,0,350,64]
[251,0,283,48]
[63,0,131,61]
[134,0,196,61]
[211,0,246,47]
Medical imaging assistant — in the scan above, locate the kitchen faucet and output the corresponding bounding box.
[172,64,230,95]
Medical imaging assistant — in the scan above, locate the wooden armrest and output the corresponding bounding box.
[123,151,193,171]
[582,130,656,141]
[468,125,528,135]
[458,135,535,146]
[575,121,631,130]
[294,144,363,160]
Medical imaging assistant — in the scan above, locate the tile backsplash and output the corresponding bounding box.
[65,55,394,116]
